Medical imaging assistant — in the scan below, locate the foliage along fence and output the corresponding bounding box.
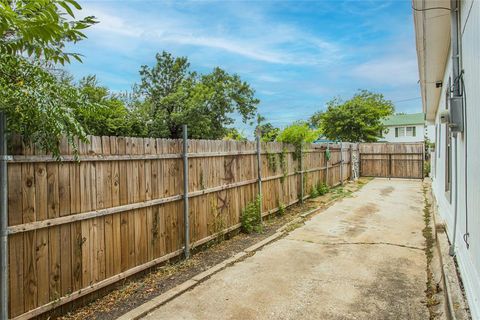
[358,142,425,179]
[5,135,357,319]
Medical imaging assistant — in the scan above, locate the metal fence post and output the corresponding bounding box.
[0,112,8,320]
[325,143,329,187]
[388,153,392,180]
[256,132,263,222]
[422,142,425,180]
[300,147,304,203]
[182,125,190,259]
[340,142,344,186]
[349,144,354,181]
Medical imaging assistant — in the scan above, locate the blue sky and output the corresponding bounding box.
[67,0,421,136]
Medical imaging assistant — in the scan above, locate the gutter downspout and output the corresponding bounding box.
[0,112,8,320]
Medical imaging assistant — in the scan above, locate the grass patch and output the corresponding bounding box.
[283,221,304,233]
[330,186,353,200]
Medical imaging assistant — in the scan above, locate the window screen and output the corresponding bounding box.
[406,127,414,136]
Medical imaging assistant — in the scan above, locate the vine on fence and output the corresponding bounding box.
[279,147,288,183]
[209,200,227,243]
[266,149,278,173]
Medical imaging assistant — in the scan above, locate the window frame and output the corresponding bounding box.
[396,126,405,137]
[406,126,416,137]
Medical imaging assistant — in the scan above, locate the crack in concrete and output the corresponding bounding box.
[287,238,425,251]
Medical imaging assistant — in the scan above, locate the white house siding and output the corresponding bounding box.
[430,1,480,317]
[425,124,435,142]
[382,124,424,143]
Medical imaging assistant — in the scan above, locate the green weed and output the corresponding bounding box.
[241,196,263,234]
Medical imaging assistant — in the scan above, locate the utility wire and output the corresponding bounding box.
[393,97,421,103]
[460,72,470,249]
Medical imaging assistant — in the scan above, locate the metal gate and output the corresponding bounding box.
[359,143,424,179]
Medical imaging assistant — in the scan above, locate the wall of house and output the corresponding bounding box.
[425,124,435,142]
[431,1,480,317]
[382,124,424,143]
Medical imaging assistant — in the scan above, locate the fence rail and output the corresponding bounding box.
[5,135,357,319]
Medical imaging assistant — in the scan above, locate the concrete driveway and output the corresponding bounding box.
[143,179,429,320]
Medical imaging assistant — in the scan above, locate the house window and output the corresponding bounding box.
[406,126,416,137]
[395,127,405,137]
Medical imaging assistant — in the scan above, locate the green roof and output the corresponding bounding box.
[382,113,425,126]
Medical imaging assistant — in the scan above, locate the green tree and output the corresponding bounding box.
[1,0,97,64]
[136,51,259,139]
[255,114,280,142]
[315,90,394,142]
[223,128,247,142]
[276,121,320,159]
[276,121,320,146]
[309,111,323,128]
[258,122,280,142]
[0,0,97,156]
[0,55,86,155]
[74,75,144,137]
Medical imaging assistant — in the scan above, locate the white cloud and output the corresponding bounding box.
[256,74,283,83]
[350,54,418,87]
[82,3,342,66]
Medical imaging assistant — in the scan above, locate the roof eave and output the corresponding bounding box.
[413,0,451,122]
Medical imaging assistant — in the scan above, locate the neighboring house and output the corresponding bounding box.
[414,0,480,318]
[380,113,425,143]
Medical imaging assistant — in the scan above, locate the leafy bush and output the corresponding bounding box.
[276,121,320,160]
[276,121,320,145]
[310,187,319,198]
[241,196,262,234]
[277,201,286,216]
[424,160,431,177]
[316,182,330,195]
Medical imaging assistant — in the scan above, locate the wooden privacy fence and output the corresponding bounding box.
[358,142,425,179]
[5,135,357,319]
